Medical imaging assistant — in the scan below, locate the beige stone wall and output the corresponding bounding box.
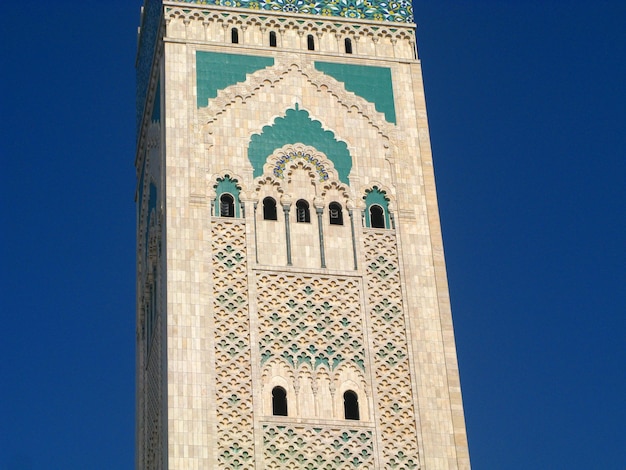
[136,3,470,469]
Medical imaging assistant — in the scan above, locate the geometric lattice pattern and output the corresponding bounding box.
[262,424,374,469]
[212,221,255,469]
[363,230,420,470]
[257,274,366,374]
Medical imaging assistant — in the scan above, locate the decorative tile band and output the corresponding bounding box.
[172,0,413,23]
[273,150,329,182]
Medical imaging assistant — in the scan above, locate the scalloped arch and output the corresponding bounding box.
[248,106,352,185]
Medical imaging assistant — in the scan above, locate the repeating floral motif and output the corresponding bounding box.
[263,424,374,469]
[363,230,420,470]
[257,274,366,374]
[175,0,413,23]
[273,150,329,182]
[212,221,255,470]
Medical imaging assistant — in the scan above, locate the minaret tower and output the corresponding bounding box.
[135,0,470,468]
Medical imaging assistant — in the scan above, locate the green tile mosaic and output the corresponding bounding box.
[363,186,390,228]
[196,51,274,107]
[174,0,413,23]
[248,105,352,184]
[214,176,242,218]
[315,61,396,123]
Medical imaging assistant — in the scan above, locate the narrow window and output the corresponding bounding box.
[220,194,235,217]
[263,197,277,220]
[370,205,385,229]
[329,202,343,225]
[231,28,239,44]
[214,176,241,218]
[307,34,315,51]
[269,31,277,47]
[344,38,353,54]
[296,199,310,223]
[344,390,360,420]
[272,386,288,416]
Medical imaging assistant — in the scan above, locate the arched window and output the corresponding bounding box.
[307,34,315,51]
[344,390,360,420]
[231,28,239,44]
[269,31,277,47]
[296,199,310,223]
[214,176,241,218]
[263,197,277,220]
[329,202,343,225]
[272,386,288,416]
[363,187,390,229]
[344,38,353,54]
[220,194,235,217]
[369,205,385,229]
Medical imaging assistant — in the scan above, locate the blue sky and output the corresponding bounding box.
[1,1,624,469]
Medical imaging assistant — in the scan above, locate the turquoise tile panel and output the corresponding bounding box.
[364,187,390,228]
[214,177,242,218]
[248,105,352,184]
[315,61,396,123]
[196,51,274,107]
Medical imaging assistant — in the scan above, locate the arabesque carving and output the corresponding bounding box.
[212,220,255,469]
[164,5,416,44]
[257,273,369,419]
[198,57,396,142]
[262,424,375,469]
[363,230,420,470]
[254,143,351,206]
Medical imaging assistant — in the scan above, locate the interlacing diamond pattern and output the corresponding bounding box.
[263,424,374,469]
[212,221,255,469]
[257,274,365,373]
[364,231,420,470]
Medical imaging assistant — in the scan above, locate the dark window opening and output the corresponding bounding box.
[307,34,315,51]
[370,205,385,229]
[269,31,277,47]
[344,390,360,420]
[345,38,353,54]
[220,194,235,217]
[296,200,310,223]
[263,197,278,220]
[329,202,343,225]
[231,28,239,44]
[272,386,288,416]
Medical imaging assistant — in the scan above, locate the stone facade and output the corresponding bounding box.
[135,1,470,468]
